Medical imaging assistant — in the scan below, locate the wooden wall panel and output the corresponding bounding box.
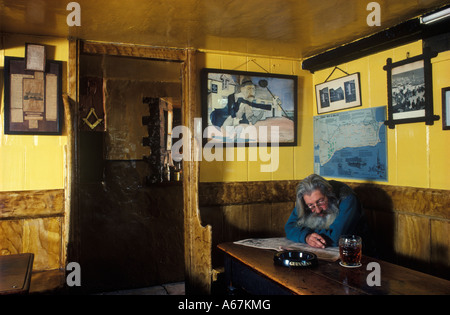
[200,181,450,279]
[199,180,297,206]
[350,183,450,220]
[223,205,248,242]
[271,202,295,236]
[0,217,62,270]
[0,220,23,255]
[369,210,396,261]
[248,203,272,236]
[0,189,64,272]
[23,217,62,270]
[0,190,64,219]
[430,219,450,277]
[395,214,430,270]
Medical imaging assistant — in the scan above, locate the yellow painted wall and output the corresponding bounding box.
[198,52,314,183]
[199,41,450,191]
[1,37,448,191]
[313,40,450,190]
[0,34,68,192]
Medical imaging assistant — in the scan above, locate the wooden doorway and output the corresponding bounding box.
[66,41,211,294]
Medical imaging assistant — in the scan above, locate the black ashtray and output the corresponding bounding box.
[274,251,318,268]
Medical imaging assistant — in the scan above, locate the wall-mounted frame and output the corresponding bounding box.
[4,56,63,135]
[201,68,297,146]
[315,72,361,114]
[443,87,450,130]
[383,49,439,129]
[25,43,46,72]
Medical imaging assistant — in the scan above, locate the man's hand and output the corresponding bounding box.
[306,233,326,248]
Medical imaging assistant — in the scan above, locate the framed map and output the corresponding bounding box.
[314,106,387,181]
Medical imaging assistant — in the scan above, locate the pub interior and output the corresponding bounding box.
[0,0,449,296]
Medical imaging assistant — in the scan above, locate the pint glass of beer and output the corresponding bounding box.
[339,235,362,267]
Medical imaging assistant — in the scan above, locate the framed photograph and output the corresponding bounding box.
[443,87,450,130]
[201,68,297,146]
[25,43,46,71]
[4,56,63,135]
[315,72,361,114]
[383,49,439,128]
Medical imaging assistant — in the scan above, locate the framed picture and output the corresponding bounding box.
[315,72,361,114]
[201,68,297,146]
[25,43,46,72]
[383,49,439,128]
[4,56,63,135]
[443,87,450,130]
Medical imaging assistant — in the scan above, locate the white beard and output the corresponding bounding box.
[296,201,339,230]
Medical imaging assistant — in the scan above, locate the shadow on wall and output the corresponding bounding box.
[352,183,395,262]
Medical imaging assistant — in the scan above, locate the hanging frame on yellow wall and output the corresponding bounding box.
[383,48,439,129]
[3,56,63,135]
[315,69,362,114]
[201,68,298,147]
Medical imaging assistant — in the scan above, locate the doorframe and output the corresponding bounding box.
[66,39,212,294]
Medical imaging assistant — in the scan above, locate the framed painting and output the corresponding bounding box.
[315,72,361,114]
[383,49,439,128]
[3,56,63,135]
[201,68,297,147]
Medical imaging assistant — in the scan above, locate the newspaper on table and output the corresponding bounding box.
[233,237,340,262]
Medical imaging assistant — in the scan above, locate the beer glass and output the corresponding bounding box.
[339,235,362,267]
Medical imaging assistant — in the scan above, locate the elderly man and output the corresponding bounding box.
[285,174,372,251]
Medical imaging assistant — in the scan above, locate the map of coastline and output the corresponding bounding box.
[314,106,387,181]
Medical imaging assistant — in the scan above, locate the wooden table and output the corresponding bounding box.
[0,253,34,295]
[218,242,450,295]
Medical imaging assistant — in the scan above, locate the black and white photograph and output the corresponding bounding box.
[319,87,330,108]
[329,86,344,103]
[315,72,361,114]
[391,60,426,120]
[383,50,439,128]
[344,80,357,103]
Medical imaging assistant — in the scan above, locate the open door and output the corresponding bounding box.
[66,41,211,294]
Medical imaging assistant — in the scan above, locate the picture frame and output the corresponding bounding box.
[383,49,439,129]
[443,87,450,130]
[4,56,63,135]
[315,72,361,114]
[25,43,46,72]
[201,68,298,146]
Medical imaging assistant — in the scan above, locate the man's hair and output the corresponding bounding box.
[296,174,333,200]
[295,174,339,229]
